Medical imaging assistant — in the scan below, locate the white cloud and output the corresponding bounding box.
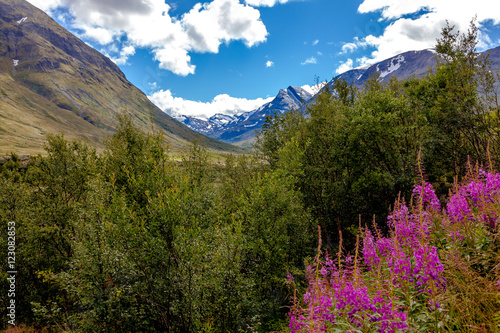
[27,0,63,12]
[351,0,500,65]
[358,1,432,20]
[27,0,268,76]
[301,56,317,65]
[100,44,136,65]
[182,0,268,53]
[149,90,273,119]
[336,58,354,74]
[81,26,115,44]
[356,56,371,67]
[266,60,274,67]
[340,42,358,54]
[148,82,159,91]
[114,45,136,65]
[245,0,291,7]
[312,39,319,46]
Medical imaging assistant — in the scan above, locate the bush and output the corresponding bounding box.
[288,163,500,332]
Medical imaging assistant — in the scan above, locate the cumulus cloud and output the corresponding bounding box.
[27,0,268,76]
[336,58,354,74]
[148,90,273,119]
[339,37,369,54]
[27,0,63,12]
[81,26,115,44]
[358,1,433,20]
[347,0,500,65]
[312,39,319,46]
[182,0,268,53]
[266,60,274,67]
[110,44,136,65]
[301,56,317,65]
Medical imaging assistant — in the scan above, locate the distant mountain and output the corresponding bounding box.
[179,86,312,146]
[0,0,244,154]
[335,49,437,87]
[334,46,500,87]
[178,50,438,145]
[180,46,500,146]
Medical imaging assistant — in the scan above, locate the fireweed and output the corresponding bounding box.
[288,168,500,332]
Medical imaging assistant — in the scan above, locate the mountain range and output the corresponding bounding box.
[1,0,499,154]
[179,47,500,146]
[0,0,244,154]
[177,86,312,147]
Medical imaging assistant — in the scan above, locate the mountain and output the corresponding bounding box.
[180,47,500,146]
[179,86,312,146]
[0,0,244,154]
[334,46,500,88]
[178,50,437,145]
[335,49,437,87]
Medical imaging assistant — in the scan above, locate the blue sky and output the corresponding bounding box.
[27,0,500,119]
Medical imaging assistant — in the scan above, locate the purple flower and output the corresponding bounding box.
[447,193,472,224]
[414,182,441,211]
[412,244,445,292]
[376,238,393,257]
[363,229,380,270]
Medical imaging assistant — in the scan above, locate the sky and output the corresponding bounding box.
[26,0,500,119]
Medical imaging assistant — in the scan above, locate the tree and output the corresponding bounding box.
[298,77,424,248]
[254,108,306,169]
[413,18,498,182]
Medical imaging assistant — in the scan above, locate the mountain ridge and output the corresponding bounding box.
[0,0,244,154]
[178,46,500,146]
[179,85,312,145]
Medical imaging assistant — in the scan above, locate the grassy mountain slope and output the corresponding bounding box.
[0,0,244,155]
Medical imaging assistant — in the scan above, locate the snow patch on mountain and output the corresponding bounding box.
[211,113,234,125]
[17,17,27,24]
[380,55,405,78]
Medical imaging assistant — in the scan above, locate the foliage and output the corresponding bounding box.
[406,18,499,187]
[255,109,307,169]
[0,116,314,332]
[257,76,426,249]
[2,19,500,333]
[256,20,499,251]
[288,164,500,332]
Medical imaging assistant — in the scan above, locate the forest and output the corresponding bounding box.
[1,21,499,332]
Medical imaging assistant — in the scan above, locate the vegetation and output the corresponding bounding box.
[255,19,500,249]
[0,20,499,332]
[288,163,500,332]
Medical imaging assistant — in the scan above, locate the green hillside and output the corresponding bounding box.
[0,0,245,155]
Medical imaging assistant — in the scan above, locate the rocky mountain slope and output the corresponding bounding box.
[332,46,500,89]
[336,49,437,87]
[179,86,312,145]
[0,0,243,154]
